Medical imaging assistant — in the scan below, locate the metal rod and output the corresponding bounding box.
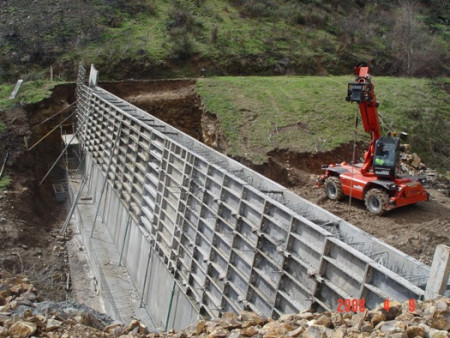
[39,111,91,185]
[140,249,153,308]
[90,122,123,237]
[61,175,87,235]
[119,214,132,266]
[28,110,77,151]
[165,280,176,331]
[33,101,76,128]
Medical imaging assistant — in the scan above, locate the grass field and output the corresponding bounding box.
[197,76,450,170]
[0,81,64,111]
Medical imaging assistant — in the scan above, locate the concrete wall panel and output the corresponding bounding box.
[72,69,446,327]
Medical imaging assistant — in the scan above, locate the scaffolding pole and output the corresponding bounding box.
[28,110,77,152]
[39,110,90,185]
[60,176,87,235]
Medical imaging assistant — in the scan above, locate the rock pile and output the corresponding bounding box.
[1,274,449,337]
[175,301,449,338]
[399,146,449,195]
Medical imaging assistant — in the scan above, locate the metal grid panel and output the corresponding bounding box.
[75,80,433,321]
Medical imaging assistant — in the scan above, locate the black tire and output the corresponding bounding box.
[364,188,389,215]
[324,176,344,201]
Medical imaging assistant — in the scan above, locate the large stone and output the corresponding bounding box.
[386,301,403,320]
[209,327,229,338]
[315,314,332,328]
[262,321,294,336]
[378,320,396,333]
[103,323,121,334]
[205,323,220,334]
[304,324,328,338]
[298,312,315,320]
[360,322,374,332]
[240,311,267,327]
[46,318,62,331]
[429,328,450,338]
[426,311,449,330]
[279,313,301,323]
[330,312,345,327]
[221,318,242,330]
[405,325,425,337]
[194,320,206,335]
[9,321,37,337]
[9,284,24,295]
[287,325,304,337]
[387,333,407,338]
[330,326,347,338]
[241,326,258,336]
[395,313,414,322]
[434,299,448,312]
[228,329,241,338]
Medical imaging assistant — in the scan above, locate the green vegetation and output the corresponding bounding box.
[0,175,11,190]
[0,81,63,111]
[0,0,448,80]
[197,76,450,170]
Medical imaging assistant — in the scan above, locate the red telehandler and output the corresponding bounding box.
[318,64,429,215]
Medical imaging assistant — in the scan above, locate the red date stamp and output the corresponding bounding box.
[337,298,417,313]
[337,298,366,313]
[383,298,416,312]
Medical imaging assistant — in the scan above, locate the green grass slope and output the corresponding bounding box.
[197,76,450,170]
[1,0,448,80]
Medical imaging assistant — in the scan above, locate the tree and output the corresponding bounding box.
[386,0,448,76]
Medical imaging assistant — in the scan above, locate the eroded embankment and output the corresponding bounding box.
[0,83,76,300]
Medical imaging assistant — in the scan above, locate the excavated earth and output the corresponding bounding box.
[0,79,449,324]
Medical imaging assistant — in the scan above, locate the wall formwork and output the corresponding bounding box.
[73,66,439,329]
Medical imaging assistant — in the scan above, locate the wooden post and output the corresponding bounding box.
[425,244,450,299]
[50,66,53,81]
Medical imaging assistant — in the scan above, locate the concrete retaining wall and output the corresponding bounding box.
[72,66,439,328]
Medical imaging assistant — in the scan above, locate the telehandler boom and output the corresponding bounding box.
[318,64,428,215]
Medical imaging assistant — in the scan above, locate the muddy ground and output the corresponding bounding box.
[0,80,449,304]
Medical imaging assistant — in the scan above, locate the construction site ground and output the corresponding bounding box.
[0,80,449,306]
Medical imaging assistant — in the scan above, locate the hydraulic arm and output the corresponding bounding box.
[345,64,381,175]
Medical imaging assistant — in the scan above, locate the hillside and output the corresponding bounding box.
[197,76,450,171]
[0,0,449,81]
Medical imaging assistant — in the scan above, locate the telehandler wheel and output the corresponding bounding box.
[324,176,344,201]
[364,188,389,215]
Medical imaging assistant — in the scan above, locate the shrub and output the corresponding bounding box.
[170,35,195,60]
